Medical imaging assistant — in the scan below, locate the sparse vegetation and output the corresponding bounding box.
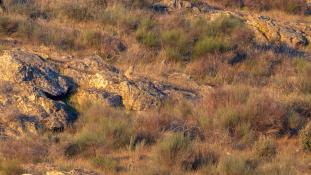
[0,0,310,174]
[152,134,192,167]
[215,0,306,14]
[300,124,311,152]
[0,160,24,175]
[254,137,277,160]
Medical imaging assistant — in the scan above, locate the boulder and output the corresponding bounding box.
[62,56,197,111]
[246,15,309,47]
[0,50,76,138]
[62,56,167,110]
[0,50,74,97]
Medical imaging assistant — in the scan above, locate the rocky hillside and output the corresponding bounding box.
[0,0,311,175]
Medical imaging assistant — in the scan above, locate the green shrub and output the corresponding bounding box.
[193,37,230,57]
[193,15,243,37]
[136,18,160,48]
[254,137,277,160]
[208,15,243,36]
[161,29,191,61]
[300,124,311,152]
[153,134,192,167]
[137,31,159,48]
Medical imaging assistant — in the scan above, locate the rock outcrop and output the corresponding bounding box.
[246,15,309,47]
[62,56,197,111]
[0,50,76,138]
[0,51,198,138]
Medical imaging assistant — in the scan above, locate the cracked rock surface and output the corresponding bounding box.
[0,50,76,138]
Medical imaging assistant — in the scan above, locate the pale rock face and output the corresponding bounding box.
[0,51,74,97]
[0,50,76,138]
[63,56,196,111]
[246,15,309,47]
[62,56,167,111]
[207,11,310,47]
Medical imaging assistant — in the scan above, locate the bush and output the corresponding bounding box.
[152,134,192,167]
[300,124,311,152]
[254,137,277,160]
[136,18,160,48]
[161,29,192,61]
[193,36,230,57]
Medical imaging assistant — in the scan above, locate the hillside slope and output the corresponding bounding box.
[0,0,311,175]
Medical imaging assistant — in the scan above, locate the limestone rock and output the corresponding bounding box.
[63,56,167,110]
[70,89,123,108]
[62,56,197,111]
[0,50,76,138]
[246,15,309,47]
[0,50,74,97]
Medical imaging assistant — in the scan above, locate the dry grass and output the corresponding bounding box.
[0,0,310,174]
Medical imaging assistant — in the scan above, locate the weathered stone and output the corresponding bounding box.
[0,50,76,138]
[63,56,166,110]
[62,56,197,111]
[0,50,74,97]
[70,89,123,108]
[246,15,309,47]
